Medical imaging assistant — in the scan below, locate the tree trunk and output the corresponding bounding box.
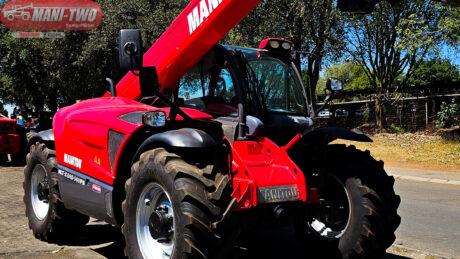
[307,53,323,105]
[375,97,386,131]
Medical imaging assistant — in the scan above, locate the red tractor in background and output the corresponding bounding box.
[0,113,24,164]
[23,0,400,258]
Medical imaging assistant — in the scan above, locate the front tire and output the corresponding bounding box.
[122,148,235,259]
[296,144,401,258]
[23,143,89,241]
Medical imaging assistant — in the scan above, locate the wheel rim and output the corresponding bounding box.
[136,183,175,259]
[308,174,351,240]
[30,164,50,221]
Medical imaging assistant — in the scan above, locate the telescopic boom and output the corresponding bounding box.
[111,0,261,100]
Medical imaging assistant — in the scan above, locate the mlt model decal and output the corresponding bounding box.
[58,169,86,186]
[187,0,223,34]
[64,153,82,169]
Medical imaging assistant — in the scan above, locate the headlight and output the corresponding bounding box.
[142,111,167,127]
[282,42,291,50]
[270,41,280,49]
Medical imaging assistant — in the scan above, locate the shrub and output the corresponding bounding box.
[436,99,458,129]
[389,123,406,134]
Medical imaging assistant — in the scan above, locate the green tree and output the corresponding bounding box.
[345,0,449,130]
[439,4,460,45]
[317,62,371,94]
[408,58,460,88]
[0,0,188,113]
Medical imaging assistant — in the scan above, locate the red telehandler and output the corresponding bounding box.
[24,0,400,258]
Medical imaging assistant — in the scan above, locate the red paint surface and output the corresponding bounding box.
[1,0,103,31]
[53,97,213,184]
[230,137,308,209]
[0,114,21,154]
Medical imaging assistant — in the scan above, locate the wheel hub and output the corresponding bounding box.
[31,164,50,220]
[149,205,173,242]
[136,183,175,259]
[307,174,351,240]
[37,180,49,202]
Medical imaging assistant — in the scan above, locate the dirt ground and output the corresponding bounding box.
[334,133,460,172]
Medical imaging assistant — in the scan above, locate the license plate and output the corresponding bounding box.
[258,185,300,204]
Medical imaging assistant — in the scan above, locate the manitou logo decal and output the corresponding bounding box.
[64,153,82,169]
[187,0,223,34]
[0,0,103,31]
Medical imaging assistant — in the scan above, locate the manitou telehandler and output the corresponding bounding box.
[24,0,400,258]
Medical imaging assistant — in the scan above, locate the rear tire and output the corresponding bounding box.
[23,143,89,241]
[296,144,401,258]
[122,148,235,259]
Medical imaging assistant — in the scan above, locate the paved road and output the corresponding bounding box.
[394,179,460,258]
[0,166,458,258]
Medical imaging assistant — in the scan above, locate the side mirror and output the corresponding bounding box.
[119,29,143,71]
[326,78,344,92]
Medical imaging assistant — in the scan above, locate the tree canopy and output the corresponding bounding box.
[0,0,458,118]
[0,0,187,114]
[408,58,460,88]
[317,62,371,94]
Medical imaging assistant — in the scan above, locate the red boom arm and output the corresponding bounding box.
[110,0,261,100]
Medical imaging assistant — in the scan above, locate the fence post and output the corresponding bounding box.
[425,98,429,129]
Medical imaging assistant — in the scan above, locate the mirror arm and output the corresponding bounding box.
[151,87,192,121]
[315,94,333,115]
[106,78,116,97]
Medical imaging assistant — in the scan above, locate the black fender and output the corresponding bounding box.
[302,127,372,146]
[289,127,372,188]
[26,129,55,152]
[134,128,218,161]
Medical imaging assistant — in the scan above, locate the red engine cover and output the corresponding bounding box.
[53,97,212,184]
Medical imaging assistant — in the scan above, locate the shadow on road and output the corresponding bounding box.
[383,254,411,259]
[0,160,26,167]
[54,223,409,259]
[55,223,122,247]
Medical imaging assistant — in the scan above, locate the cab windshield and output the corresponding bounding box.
[248,57,306,115]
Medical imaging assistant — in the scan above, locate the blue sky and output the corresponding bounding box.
[440,45,460,67]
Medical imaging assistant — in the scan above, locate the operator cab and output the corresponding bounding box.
[176,40,313,145]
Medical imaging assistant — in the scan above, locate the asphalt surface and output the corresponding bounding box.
[0,165,458,258]
[394,178,460,258]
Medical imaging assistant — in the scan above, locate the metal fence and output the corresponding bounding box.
[315,94,460,131]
